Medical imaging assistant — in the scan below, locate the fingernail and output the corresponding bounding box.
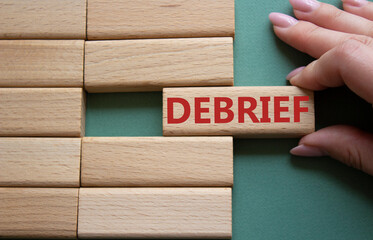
[290,0,321,12]
[290,144,328,157]
[286,66,305,80]
[269,13,298,28]
[342,0,368,7]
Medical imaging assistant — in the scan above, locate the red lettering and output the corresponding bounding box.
[238,97,259,123]
[214,97,234,123]
[274,96,290,122]
[195,97,210,124]
[167,98,190,124]
[294,96,309,122]
[260,97,271,123]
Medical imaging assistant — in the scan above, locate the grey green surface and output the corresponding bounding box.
[85,0,373,239]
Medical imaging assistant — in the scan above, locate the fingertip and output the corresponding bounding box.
[342,0,368,8]
[286,66,305,81]
[269,12,298,28]
[342,0,373,21]
[290,144,327,157]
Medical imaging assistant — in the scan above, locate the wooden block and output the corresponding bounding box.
[0,88,85,137]
[0,40,84,87]
[0,188,79,238]
[163,86,315,137]
[84,38,233,92]
[0,138,81,187]
[81,137,232,187]
[78,188,231,239]
[0,0,86,39]
[87,0,234,40]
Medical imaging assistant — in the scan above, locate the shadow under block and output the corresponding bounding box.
[87,0,234,40]
[0,88,85,137]
[163,86,315,137]
[0,0,86,39]
[84,38,233,92]
[0,138,81,187]
[81,137,233,187]
[78,188,232,239]
[0,188,79,238]
[0,40,84,87]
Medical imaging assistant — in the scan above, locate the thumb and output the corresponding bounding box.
[291,125,373,175]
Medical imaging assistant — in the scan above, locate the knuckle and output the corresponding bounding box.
[367,24,373,38]
[349,35,373,47]
[344,147,363,170]
[334,39,364,60]
[330,7,344,21]
[299,24,319,53]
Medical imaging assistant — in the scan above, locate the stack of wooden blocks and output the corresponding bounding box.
[0,0,315,239]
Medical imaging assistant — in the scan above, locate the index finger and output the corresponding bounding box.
[288,39,373,104]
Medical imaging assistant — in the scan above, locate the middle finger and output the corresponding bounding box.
[269,12,373,58]
[290,0,373,37]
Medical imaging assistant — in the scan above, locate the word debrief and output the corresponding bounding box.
[163,86,315,138]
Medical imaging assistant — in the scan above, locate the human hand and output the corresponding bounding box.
[269,0,373,175]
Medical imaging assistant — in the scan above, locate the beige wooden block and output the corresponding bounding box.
[163,86,315,137]
[87,0,234,40]
[0,138,81,187]
[0,188,79,238]
[81,137,232,187]
[0,40,84,87]
[84,38,233,92]
[0,88,85,137]
[0,0,86,39]
[78,188,231,239]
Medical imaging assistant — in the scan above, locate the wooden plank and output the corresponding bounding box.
[87,0,234,40]
[81,137,232,187]
[0,0,86,39]
[0,188,79,238]
[84,38,233,92]
[0,40,84,87]
[0,88,85,137]
[0,138,81,187]
[78,188,231,239]
[163,86,315,137]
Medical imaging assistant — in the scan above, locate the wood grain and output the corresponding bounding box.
[0,0,86,39]
[0,138,81,187]
[0,188,79,238]
[81,137,232,186]
[163,86,315,137]
[78,188,231,239]
[87,0,234,40]
[84,38,233,92]
[0,40,84,87]
[0,88,85,137]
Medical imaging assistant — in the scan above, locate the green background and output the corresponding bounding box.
[86,0,373,239]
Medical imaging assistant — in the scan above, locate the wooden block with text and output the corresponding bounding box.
[85,38,233,92]
[163,86,315,137]
[81,137,233,186]
[0,0,86,39]
[0,88,85,137]
[0,188,79,238]
[0,138,81,187]
[78,188,231,239]
[87,0,234,40]
[0,40,84,87]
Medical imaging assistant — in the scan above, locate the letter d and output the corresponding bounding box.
[167,98,191,124]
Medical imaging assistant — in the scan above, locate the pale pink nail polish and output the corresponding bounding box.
[290,0,321,12]
[286,66,305,80]
[342,0,368,7]
[290,144,327,157]
[269,12,298,28]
